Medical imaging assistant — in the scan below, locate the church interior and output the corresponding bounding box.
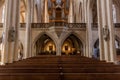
[0,0,120,80]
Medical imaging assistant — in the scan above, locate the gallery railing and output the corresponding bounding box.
[1,23,120,29]
[114,23,120,28]
[31,23,86,29]
[91,23,98,29]
[92,23,120,29]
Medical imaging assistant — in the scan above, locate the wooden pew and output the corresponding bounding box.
[0,55,120,80]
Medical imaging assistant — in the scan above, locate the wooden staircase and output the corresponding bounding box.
[0,55,120,80]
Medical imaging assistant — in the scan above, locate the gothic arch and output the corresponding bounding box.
[93,35,120,49]
[60,32,85,55]
[32,32,58,55]
[93,35,120,59]
[60,32,85,46]
[18,41,24,60]
[33,32,57,47]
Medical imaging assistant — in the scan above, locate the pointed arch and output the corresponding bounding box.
[18,41,24,60]
[61,32,85,55]
[32,32,57,55]
[33,32,57,46]
[61,32,85,46]
[93,35,120,50]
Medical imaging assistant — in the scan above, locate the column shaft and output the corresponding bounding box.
[106,0,116,62]
[24,0,32,58]
[86,5,93,58]
[97,0,105,60]
[1,0,20,64]
[44,0,49,23]
[97,0,116,62]
[68,0,73,23]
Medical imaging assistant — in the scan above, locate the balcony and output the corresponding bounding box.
[0,23,86,31]
[19,23,86,30]
[1,23,120,30]
[92,23,120,29]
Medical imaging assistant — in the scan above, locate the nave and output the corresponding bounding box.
[0,0,120,79]
[0,55,120,80]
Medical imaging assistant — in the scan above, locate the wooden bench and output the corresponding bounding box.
[0,55,120,80]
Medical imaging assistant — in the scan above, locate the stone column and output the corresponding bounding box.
[85,1,93,58]
[1,0,20,65]
[24,0,33,59]
[106,0,116,62]
[97,0,116,62]
[31,0,35,23]
[82,0,85,23]
[68,0,73,23]
[37,0,41,23]
[30,0,35,57]
[83,0,87,57]
[13,0,20,61]
[56,40,61,56]
[44,0,49,23]
[97,0,105,60]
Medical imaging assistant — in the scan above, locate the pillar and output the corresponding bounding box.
[97,0,105,60]
[1,0,20,65]
[97,0,116,62]
[44,0,49,23]
[37,0,42,23]
[30,0,34,57]
[24,0,33,59]
[85,1,93,58]
[56,40,62,56]
[86,5,93,58]
[68,0,73,23]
